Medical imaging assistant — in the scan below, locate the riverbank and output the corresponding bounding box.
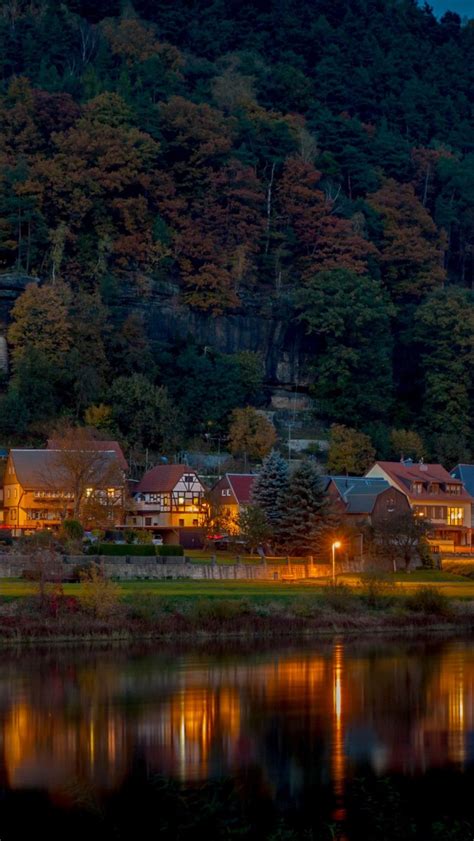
[1,581,473,643]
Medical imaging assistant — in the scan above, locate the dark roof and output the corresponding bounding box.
[226,474,255,505]
[451,464,474,497]
[327,476,392,515]
[48,438,128,472]
[136,465,201,493]
[9,449,121,490]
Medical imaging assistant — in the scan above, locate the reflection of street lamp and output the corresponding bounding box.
[332,540,341,585]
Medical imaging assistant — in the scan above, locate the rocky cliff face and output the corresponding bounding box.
[0,273,316,409]
[0,273,38,326]
[145,297,315,389]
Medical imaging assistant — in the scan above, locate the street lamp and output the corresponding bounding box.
[332,540,341,585]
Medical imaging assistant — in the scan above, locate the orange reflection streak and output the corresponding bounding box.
[331,641,347,831]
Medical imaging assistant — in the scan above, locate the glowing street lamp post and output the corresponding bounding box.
[332,540,341,585]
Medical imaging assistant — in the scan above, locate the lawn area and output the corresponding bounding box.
[2,569,474,602]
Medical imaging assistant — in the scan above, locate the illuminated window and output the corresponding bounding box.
[107,488,115,498]
[193,497,200,505]
[178,497,185,505]
[85,487,93,497]
[447,507,463,525]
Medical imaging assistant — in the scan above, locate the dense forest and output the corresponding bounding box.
[0,0,474,466]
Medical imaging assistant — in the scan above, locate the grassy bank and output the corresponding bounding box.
[0,571,473,643]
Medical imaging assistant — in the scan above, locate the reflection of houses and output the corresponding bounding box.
[209,473,256,529]
[126,464,207,546]
[3,448,125,535]
[365,459,473,550]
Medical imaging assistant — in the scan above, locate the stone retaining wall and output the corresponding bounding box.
[0,554,363,581]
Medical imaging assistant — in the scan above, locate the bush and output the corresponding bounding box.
[157,545,184,556]
[86,543,156,556]
[405,586,451,617]
[322,582,359,613]
[190,598,251,622]
[78,562,121,618]
[359,569,396,609]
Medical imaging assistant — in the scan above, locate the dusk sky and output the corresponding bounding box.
[429,0,474,16]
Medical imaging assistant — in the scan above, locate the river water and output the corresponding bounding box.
[0,636,473,840]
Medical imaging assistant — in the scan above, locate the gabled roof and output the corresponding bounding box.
[451,464,474,497]
[369,461,473,502]
[9,449,121,490]
[226,473,255,505]
[326,475,392,515]
[136,464,201,493]
[48,438,128,472]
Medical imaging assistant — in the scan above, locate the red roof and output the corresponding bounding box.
[47,438,128,472]
[372,461,473,502]
[136,465,199,493]
[227,473,256,505]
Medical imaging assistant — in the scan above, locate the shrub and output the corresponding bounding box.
[61,519,84,541]
[405,586,451,617]
[78,562,121,618]
[157,545,184,556]
[190,598,251,622]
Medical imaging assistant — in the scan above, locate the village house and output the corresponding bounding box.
[208,473,256,530]
[365,459,474,551]
[3,447,125,535]
[324,475,411,559]
[126,464,207,546]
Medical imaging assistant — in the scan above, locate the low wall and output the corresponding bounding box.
[0,554,363,581]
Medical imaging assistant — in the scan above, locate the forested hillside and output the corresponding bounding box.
[0,0,473,464]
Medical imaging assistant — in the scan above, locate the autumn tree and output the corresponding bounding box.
[228,407,277,462]
[367,178,446,300]
[390,429,425,461]
[327,425,376,476]
[7,280,72,365]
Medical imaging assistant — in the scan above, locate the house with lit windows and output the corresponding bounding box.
[3,448,125,535]
[208,473,256,529]
[365,459,473,550]
[126,464,207,545]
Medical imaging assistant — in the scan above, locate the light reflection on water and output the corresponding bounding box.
[0,637,474,834]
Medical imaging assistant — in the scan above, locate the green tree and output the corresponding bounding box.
[297,269,394,425]
[108,374,182,452]
[280,461,334,557]
[251,449,289,542]
[236,505,272,553]
[327,424,376,475]
[415,287,474,462]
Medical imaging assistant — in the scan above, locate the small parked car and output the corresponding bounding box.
[152,535,164,546]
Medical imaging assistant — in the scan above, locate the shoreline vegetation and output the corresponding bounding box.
[1,572,474,644]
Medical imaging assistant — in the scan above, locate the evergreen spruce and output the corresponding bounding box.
[280,461,334,557]
[250,450,289,542]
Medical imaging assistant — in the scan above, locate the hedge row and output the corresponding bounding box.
[86,544,184,557]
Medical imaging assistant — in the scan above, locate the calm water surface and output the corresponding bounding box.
[0,636,473,840]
